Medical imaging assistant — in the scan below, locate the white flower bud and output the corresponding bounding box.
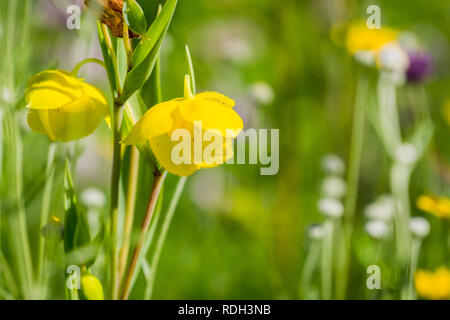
[250,82,274,106]
[321,176,347,199]
[318,198,344,219]
[307,224,325,240]
[1,86,14,104]
[410,217,430,238]
[354,50,376,67]
[81,187,106,208]
[364,195,395,221]
[365,220,389,239]
[378,42,409,72]
[321,154,345,175]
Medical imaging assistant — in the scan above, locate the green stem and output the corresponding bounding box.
[118,146,140,283]
[0,109,3,247]
[377,72,402,156]
[298,239,321,299]
[321,219,334,300]
[70,58,105,77]
[391,163,413,268]
[109,102,123,300]
[37,142,57,296]
[128,182,164,292]
[145,176,187,299]
[5,110,34,298]
[122,20,133,71]
[406,238,421,300]
[336,72,368,299]
[120,171,167,300]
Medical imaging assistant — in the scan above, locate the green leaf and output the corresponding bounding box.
[118,0,178,105]
[185,44,196,94]
[63,159,91,254]
[123,0,147,35]
[408,119,434,160]
[97,22,119,97]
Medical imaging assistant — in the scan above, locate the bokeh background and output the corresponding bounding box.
[1,0,449,299]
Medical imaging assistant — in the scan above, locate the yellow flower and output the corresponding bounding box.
[345,21,398,55]
[81,274,104,300]
[123,76,243,176]
[26,70,109,142]
[416,195,450,219]
[415,267,450,300]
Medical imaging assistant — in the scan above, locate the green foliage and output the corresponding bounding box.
[118,0,178,105]
[123,0,148,35]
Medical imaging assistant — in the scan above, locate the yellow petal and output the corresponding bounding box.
[346,21,397,54]
[149,134,198,176]
[27,109,48,136]
[26,70,83,109]
[194,92,235,108]
[196,135,234,169]
[80,82,110,117]
[177,98,243,137]
[46,95,106,142]
[122,99,181,145]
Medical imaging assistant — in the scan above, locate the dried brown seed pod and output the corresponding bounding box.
[84,0,139,38]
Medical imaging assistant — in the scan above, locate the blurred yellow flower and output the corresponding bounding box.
[415,267,450,300]
[416,195,450,219]
[345,21,398,55]
[81,274,104,300]
[443,98,450,126]
[26,70,109,142]
[123,76,243,176]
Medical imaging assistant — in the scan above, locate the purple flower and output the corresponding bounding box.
[406,51,433,83]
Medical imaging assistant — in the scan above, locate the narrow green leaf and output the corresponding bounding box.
[185,44,196,94]
[97,21,119,97]
[118,0,178,105]
[63,159,91,254]
[123,0,147,35]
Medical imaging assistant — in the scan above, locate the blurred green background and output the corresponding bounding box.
[1,0,449,299]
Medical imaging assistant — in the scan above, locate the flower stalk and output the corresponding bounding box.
[145,176,187,299]
[120,170,167,300]
[336,71,369,299]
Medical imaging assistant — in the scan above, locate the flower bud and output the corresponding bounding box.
[81,274,104,300]
[377,43,409,72]
[318,198,344,220]
[321,154,345,175]
[321,176,347,199]
[410,217,430,239]
[364,195,395,221]
[307,223,325,240]
[81,188,106,208]
[41,216,64,240]
[365,220,389,239]
[84,0,138,38]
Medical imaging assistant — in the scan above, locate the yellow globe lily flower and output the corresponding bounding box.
[123,76,243,176]
[26,70,109,142]
[345,21,398,55]
[415,267,450,300]
[81,274,104,300]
